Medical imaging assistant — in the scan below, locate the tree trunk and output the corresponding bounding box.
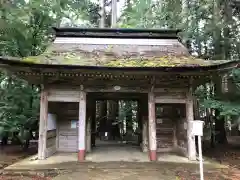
[210,109,216,148]
[99,0,105,28]
[1,132,8,149]
[212,0,224,60]
[125,101,133,131]
[209,83,216,148]
[107,100,119,140]
[0,0,7,20]
[23,130,32,151]
[215,111,228,144]
[214,77,228,145]
[98,100,107,140]
[111,0,117,27]
[223,0,232,60]
[125,101,133,142]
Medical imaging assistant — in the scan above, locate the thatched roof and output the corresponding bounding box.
[0,28,237,70]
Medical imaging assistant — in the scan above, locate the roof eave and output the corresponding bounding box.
[0,57,239,73]
[53,27,181,39]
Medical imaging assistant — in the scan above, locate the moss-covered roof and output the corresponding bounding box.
[22,43,230,68]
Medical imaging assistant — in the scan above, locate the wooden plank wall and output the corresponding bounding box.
[176,118,188,156]
[155,104,174,151]
[46,130,57,157]
[154,90,187,152]
[173,104,188,156]
[56,102,79,152]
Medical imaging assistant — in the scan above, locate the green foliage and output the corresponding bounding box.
[0,0,99,145]
[202,99,240,117]
[195,78,240,120]
[0,74,40,140]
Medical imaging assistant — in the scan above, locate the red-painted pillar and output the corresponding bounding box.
[78,86,86,161]
[148,91,157,161]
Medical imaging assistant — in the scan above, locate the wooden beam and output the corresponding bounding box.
[78,85,87,161]
[85,88,148,93]
[155,98,186,104]
[48,89,80,102]
[38,87,48,160]
[148,90,157,161]
[154,88,187,93]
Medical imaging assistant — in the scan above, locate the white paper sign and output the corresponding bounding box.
[190,120,204,136]
[47,113,57,130]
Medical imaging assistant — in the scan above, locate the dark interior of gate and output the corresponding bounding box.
[89,92,147,151]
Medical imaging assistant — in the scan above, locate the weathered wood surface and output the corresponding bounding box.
[48,88,80,102]
[155,98,186,104]
[46,130,57,156]
[46,136,56,148]
[78,87,87,152]
[156,120,174,149]
[176,118,188,156]
[154,91,186,98]
[155,89,187,104]
[47,129,57,139]
[14,67,213,87]
[186,85,197,160]
[38,88,48,160]
[57,102,78,152]
[155,103,187,152]
[148,91,157,158]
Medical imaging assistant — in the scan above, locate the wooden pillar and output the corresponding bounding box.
[38,87,48,160]
[148,91,157,161]
[186,86,196,160]
[78,85,87,161]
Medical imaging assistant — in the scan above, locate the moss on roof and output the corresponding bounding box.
[22,43,231,68]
